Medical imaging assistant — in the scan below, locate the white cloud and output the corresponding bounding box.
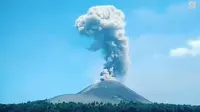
[170,38,200,57]
[122,1,200,105]
[124,35,200,105]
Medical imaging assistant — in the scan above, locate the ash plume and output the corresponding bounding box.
[75,5,130,80]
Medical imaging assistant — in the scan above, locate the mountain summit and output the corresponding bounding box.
[49,80,151,104]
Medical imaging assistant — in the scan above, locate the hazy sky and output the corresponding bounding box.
[0,0,200,105]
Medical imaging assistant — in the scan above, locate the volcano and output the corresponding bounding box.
[49,80,151,104]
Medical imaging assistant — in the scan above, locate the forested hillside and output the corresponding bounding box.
[0,100,200,112]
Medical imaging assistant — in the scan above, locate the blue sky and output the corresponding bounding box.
[0,0,200,105]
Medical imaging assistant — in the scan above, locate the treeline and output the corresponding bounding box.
[0,100,200,112]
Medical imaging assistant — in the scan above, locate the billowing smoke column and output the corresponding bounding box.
[75,5,130,80]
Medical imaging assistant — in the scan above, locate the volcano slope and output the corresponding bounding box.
[49,80,151,104]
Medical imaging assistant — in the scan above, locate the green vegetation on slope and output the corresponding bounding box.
[0,100,200,112]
